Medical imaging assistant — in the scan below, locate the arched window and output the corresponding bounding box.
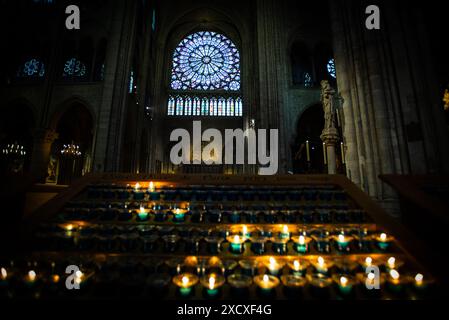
[167,31,242,117]
[327,58,336,79]
[63,58,87,78]
[16,58,45,78]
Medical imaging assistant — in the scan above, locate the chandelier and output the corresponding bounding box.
[61,143,82,157]
[2,142,26,157]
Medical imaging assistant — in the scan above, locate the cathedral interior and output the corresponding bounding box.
[0,0,449,302]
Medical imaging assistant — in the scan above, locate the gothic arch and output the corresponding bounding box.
[48,96,96,130]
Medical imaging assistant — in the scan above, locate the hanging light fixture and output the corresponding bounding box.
[61,142,82,157]
[2,142,26,157]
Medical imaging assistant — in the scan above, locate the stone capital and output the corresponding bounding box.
[320,127,340,145]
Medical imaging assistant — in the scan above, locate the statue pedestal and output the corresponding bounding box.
[321,128,339,174]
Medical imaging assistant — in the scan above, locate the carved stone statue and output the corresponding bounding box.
[321,80,336,129]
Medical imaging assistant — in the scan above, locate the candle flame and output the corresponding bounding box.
[380,233,387,241]
[269,257,276,267]
[134,183,141,191]
[233,235,240,243]
[318,256,325,267]
[52,275,60,283]
[209,276,216,290]
[299,235,305,245]
[263,274,269,283]
[387,257,396,268]
[1,268,6,280]
[415,273,423,285]
[338,234,345,242]
[365,257,372,266]
[283,225,289,234]
[389,269,400,280]
[293,260,300,270]
[367,272,375,280]
[66,224,73,231]
[340,276,348,286]
[149,181,154,192]
[182,276,189,286]
[242,225,248,235]
[139,206,145,213]
[75,270,83,279]
[28,270,36,282]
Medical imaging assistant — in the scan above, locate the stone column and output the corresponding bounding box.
[256,0,287,173]
[321,128,339,174]
[29,128,58,183]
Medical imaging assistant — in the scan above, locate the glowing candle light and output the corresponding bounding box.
[28,270,36,282]
[173,208,186,222]
[1,268,7,281]
[174,273,199,296]
[182,276,189,287]
[389,269,400,282]
[376,232,393,250]
[280,225,290,239]
[293,260,300,271]
[387,257,396,269]
[335,275,354,295]
[365,257,372,267]
[148,181,155,192]
[137,205,148,220]
[265,257,284,276]
[263,274,269,283]
[227,235,245,254]
[208,276,216,290]
[25,270,37,286]
[242,225,249,238]
[292,234,310,254]
[335,233,352,251]
[254,274,280,295]
[315,256,330,274]
[288,259,308,276]
[52,275,60,283]
[134,183,141,191]
[415,273,423,287]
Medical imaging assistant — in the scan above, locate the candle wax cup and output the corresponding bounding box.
[254,275,280,294]
[294,243,308,254]
[137,212,149,220]
[230,242,243,254]
[206,288,219,296]
[173,212,185,222]
[180,287,192,296]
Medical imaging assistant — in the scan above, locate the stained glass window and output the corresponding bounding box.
[63,58,87,78]
[17,58,45,78]
[170,31,240,91]
[167,31,242,117]
[327,58,336,79]
[167,95,242,117]
[167,96,175,115]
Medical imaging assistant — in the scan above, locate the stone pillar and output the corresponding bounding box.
[256,0,287,173]
[29,129,58,183]
[321,128,339,174]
